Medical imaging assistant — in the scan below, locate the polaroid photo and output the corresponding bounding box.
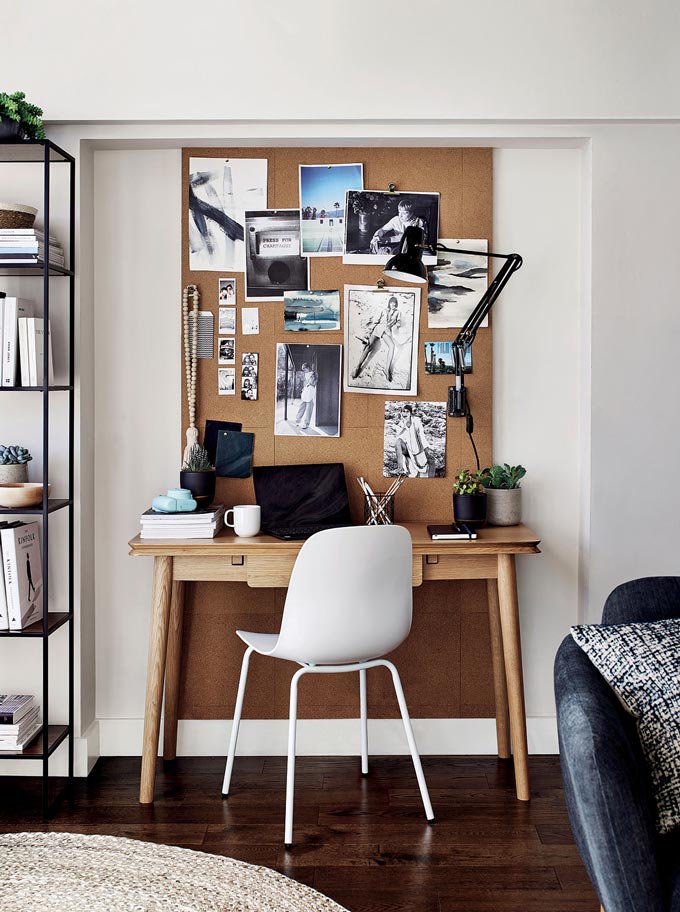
[241,352,258,400]
[275,342,342,438]
[219,307,236,334]
[218,367,236,395]
[299,163,363,257]
[383,400,447,479]
[284,290,341,332]
[423,341,472,374]
[427,239,489,329]
[244,209,310,302]
[218,337,236,365]
[344,285,420,396]
[242,307,260,335]
[189,158,267,272]
[343,190,439,266]
[218,277,237,302]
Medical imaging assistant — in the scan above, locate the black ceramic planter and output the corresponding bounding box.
[0,120,25,142]
[453,492,487,528]
[179,470,216,508]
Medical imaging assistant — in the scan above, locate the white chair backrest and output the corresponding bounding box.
[272,525,413,665]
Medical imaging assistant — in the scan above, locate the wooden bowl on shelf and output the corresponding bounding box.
[0,483,51,508]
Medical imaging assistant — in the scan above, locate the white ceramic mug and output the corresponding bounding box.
[225,504,261,538]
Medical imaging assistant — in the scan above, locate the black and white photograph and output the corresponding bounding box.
[218,337,235,365]
[423,340,472,374]
[383,400,447,478]
[218,367,236,395]
[284,290,341,332]
[218,277,237,301]
[241,352,258,400]
[275,342,342,437]
[299,163,363,256]
[242,307,260,335]
[343,190,439,266]
[188,158,267,272]
[427,238,489,329]
[219,307,236,334]
[244,209,310,301]
[344,285,420,396]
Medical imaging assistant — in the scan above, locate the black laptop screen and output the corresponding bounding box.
[253,463,351,528]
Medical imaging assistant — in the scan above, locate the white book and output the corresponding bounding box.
[30,318,54,386]
[0,533,7,630]
[18,318,30,386]
[0,705,40,736]
[2,298,33,386]
[140,527,221,540]
[0,720,42,751]
[2,522,43,630]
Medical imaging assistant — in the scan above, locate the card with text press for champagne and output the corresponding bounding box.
[215,430,255,479]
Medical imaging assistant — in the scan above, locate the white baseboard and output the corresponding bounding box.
[0,720,100,778]
[98,717,558,757]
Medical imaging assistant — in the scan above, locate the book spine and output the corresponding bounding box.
[0,537,7,630]
[27,318,37,387]
[1,529,20,631]
[17,318,29,387]
[34,319,44,387]
[47,320,54,384]
[1,297,16,386]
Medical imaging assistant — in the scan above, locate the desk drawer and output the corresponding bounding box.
[422,553,498,580]
[173,555,248,582]
[246,554,424,588]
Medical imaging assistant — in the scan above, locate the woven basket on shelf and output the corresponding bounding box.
[0,203,37,229]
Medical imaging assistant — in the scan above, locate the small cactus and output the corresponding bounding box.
[0,445,32,465]
[181,444,213,473]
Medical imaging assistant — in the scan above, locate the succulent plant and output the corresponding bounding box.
[181,444,214,473]
[0,445,32,465]
[0,92,45,140]
[453,468,486,496]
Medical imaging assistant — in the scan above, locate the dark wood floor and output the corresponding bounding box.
[1,755,598,911]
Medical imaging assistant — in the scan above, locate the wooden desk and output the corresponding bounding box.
[128,522,540,805]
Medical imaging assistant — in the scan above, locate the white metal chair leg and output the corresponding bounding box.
[284,667,305,847]
[222,646,254,797]
[385,660,435,821]
[359,668,368,775]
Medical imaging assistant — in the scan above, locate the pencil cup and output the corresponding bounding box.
[363,493,395,526]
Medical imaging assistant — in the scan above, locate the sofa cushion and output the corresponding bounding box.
[571,618,680,835]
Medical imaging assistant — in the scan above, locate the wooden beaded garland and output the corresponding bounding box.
[182,284,200,464]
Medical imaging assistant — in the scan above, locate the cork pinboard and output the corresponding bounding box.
[180,147,496,721]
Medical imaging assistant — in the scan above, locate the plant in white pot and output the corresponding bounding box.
[0,445,32,483]
[480,463,526,526]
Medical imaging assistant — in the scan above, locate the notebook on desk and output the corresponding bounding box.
[428,523,478,541]
[253,463,352,540]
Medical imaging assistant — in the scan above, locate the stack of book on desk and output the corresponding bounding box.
[0,695,42,751]
[140,504,226,540]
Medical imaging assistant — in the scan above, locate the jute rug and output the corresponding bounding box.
[0,832,348,911]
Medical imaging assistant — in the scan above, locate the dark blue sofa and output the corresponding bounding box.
[554,576,680,912]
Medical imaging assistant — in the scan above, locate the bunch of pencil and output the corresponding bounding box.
[356,475,405,525]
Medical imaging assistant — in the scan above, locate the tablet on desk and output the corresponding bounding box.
[427,523,477,541]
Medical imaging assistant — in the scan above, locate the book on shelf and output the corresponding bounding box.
[1,297,33,386]
[0,521,24,630]
[0,704,39,737]
[427,523,478,541]
[0,694,34,724]
[0,719,42,751]
[19,317,54,386]
[1,521,43,630]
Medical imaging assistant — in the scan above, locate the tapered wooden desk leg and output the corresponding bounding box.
[497,553,530,801]
[487,578,511,760]
[163,580,185,761]
[140,555,173,804]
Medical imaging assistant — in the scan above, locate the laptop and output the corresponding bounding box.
[253,463,352,540]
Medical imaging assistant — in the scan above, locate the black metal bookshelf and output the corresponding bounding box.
[0,139,75,816]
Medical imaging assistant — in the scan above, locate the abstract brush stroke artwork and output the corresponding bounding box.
[189,158,267,272]
[427,238,489,329]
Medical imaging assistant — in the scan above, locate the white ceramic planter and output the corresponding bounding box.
[486,487,522,526]
[0,463,28,484]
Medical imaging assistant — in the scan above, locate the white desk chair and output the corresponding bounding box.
[221,524,434,847]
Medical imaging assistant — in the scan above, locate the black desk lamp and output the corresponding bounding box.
[384,227,522,419]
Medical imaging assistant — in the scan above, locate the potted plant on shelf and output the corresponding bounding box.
[179,443,216,508]
[453,468,487,527]
[480,463,526,526]
[0,92,45,141]
[0,445,32,483]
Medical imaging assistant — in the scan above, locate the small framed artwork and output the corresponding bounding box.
[218,337,235,365]
[219,307,236,334]
[218,277,237,301]
[423,341,472,374]
[218,367,236,395]
[241,352,258,400]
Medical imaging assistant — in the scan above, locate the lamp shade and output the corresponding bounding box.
[383,226,428,283]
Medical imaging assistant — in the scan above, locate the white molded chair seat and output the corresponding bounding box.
[222,525,434,846]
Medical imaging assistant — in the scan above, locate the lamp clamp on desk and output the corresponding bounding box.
[383,229,523,419]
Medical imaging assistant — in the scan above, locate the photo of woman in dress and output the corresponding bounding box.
[351,295,400,383]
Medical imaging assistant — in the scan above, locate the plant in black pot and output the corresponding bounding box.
[480,463,526,526]
[452,468,487,528]
[0,92,45,141]
[179,443,216,508]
